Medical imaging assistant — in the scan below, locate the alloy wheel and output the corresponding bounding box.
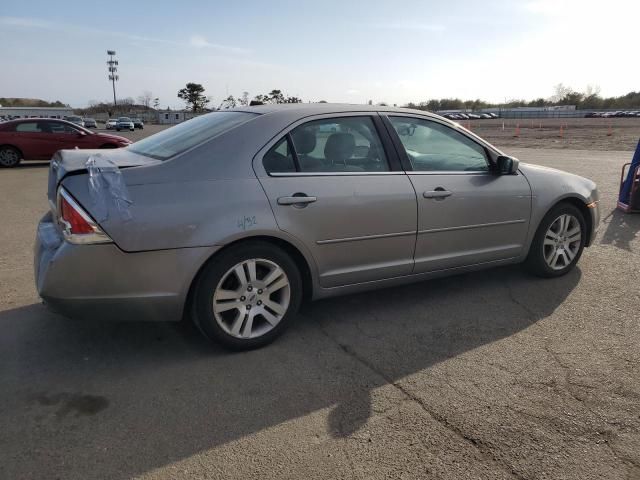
[212,258,291,339]
[0,148,19,167]
[543,214,582,271]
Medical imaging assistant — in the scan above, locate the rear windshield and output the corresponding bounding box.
[128,111,257,160]
[118,117,131,122]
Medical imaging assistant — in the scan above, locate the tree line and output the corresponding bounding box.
[177,83,302,112]
[405,84,640,111]
[0,97,69,108]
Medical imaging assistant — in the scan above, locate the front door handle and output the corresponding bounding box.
[277,195,317,206]
[423,189,452,199]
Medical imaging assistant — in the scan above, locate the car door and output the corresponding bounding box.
[255,114,418,288]
[45,121,93,152]
[385,115,531,273]
[12,121,51,159]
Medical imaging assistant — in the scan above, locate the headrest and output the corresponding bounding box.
[292,129,317,155]
[324,133,355,163]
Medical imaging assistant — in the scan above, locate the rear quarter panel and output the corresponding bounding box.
[62,174,279,252]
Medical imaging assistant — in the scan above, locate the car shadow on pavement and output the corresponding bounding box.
[600,208,640,251]
[0,265,581,479]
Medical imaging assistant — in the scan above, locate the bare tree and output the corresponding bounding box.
[137,91,153,109]
[238,91,249,106]
[219,95,237,109]
[153,97,160,110]
[551,83,574,103]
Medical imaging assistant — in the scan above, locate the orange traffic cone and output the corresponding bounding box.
[560,125,564,138]
[607,121,613,136]
[514,124,520,137]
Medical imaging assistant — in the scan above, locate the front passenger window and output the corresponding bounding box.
[390,117,488,172]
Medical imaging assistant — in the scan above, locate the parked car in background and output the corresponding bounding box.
[83,118,97,128]
[0,118,131,167]
[105,119,118,130]
[64,115,84,127]
[116,117,134,131]
[131,118,144,129]
[33,104,600,350]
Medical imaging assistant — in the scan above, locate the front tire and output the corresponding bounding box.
[192,242,303,350]
[0,146,22,167]
[525,203,586,277]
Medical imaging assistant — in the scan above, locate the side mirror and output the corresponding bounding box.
[77,131,87,137]
[496,155,519,175]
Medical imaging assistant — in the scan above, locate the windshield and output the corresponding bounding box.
[128,111,258,160]
[68,116,81,121]
[118,117,131,122]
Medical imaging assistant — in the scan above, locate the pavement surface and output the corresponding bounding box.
[0,145,639,480]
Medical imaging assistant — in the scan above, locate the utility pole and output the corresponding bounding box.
[107,50,119,106]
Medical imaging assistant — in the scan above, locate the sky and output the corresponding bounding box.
[0,0,638,109]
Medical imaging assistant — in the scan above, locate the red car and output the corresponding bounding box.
[0,118,132,167]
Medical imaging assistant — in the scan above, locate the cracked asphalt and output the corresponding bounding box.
[0,146,639,479]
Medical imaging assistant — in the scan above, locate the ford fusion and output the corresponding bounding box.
[34,104,600,349]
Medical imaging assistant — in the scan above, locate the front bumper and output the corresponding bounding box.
[34,213,220,322]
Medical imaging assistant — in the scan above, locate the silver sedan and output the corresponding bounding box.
[34,104,600,349]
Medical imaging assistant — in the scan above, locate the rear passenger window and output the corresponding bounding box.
[263,116,390,174]
[292,117,389,172]
[15,122,42,132]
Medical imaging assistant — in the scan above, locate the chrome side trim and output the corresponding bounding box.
[409,171,491,176]
[317,230,416,245]
[269,171,404,177]
[418,219,526,235]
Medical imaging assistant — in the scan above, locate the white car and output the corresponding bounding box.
[116,117,135,131]
[105,119,118,130]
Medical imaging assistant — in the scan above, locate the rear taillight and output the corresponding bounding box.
[57,188,112,244]
[60,195,94,234]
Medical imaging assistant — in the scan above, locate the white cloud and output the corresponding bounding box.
[346,89,360,95]
[0,17,249,55]
[0,16,53,28]
[189,35,249,54]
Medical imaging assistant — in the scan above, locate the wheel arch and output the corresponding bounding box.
[525,196,593,258]
[0,144,24,159]
[556,197,593,245]
[182,234,315,322]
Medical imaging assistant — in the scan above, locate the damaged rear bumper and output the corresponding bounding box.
[34,213,220,322]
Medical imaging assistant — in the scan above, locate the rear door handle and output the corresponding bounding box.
[423,190,452,199]
[277,195,317,206]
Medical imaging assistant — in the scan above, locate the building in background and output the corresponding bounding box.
[0,106,75,120]
[157,110,202,124]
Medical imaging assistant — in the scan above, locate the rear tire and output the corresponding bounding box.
[525,203,586,278]
[192,241,303,350]
[0,146,22,167]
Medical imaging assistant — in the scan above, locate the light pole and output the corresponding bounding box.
[107,50,119,106]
